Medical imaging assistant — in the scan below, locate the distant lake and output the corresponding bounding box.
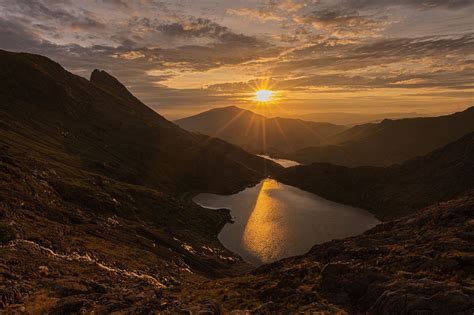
[258,155,300,168]
[194,179,380,266]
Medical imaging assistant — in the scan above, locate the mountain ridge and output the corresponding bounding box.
[277,131,474,220]
[175,105,346,155]
[287,105,474,167]
[0,49,282,194]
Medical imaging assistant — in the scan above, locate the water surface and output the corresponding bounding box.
[194,179,380,265]
[258,155,300,168]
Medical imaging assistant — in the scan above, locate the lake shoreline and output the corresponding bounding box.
[194,179,380,266]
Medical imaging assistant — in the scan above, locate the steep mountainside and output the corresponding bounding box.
[0,50,282,194]
[175,106,346,155]
[277,132,474,220]
[288,106,474,167]
[0,50,279,312]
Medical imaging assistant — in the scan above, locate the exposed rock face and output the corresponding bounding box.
[277,132,474,219]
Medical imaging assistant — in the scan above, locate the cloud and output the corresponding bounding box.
[268,0,319,12]
[157,17,262,45]
[4,0,105,31]
[296,9,389,37]
[343,0,474,10]
[0,0,472,116]
[226,7,285,22]
[272,34,474,74]
[352,34,474,57]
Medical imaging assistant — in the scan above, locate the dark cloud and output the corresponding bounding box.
[154,17,264,46]
[273,34,474,74]
[353,34,474,57]
[207,68,474,92]
[276,70,474,90]
[296,9,387,37]
[100,0,129,9]
[343,0,474,9]
[5,0,105,30]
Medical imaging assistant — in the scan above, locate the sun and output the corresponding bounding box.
[255,90,273,102]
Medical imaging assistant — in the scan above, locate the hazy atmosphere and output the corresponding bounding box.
[1,0,472,119]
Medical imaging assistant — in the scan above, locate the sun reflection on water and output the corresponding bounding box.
[241,179,290,263]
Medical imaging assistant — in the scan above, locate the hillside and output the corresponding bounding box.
[277,132,474,220]
[0,50,282,311]
[0,50,282,194]
[175,106,346,155]
[288,106,474,167]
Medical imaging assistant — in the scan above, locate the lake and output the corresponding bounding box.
[194,179,380,266]
[258,155,300,168]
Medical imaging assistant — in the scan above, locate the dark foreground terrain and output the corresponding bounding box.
[1,50,473,314]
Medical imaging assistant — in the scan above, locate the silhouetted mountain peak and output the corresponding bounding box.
[208,106,258,117]
[176,106,346,155]
[90,69,136,102]
[91,69,121,88]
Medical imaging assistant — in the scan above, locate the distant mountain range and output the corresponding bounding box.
[176,104,474,167]
[291,111,437,125]
[277,132,474,219]
[175,106,346,155]
[289,106,474,167]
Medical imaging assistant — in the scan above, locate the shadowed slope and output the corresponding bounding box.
[0,50,281,312]
[277,132,474,220]
[289,106,474,167]
[0,50,282,194]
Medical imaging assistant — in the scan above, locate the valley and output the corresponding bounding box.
[1,50,472,314]
[177,105,474,168]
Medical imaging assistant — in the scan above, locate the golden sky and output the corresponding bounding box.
[1,0,472,119]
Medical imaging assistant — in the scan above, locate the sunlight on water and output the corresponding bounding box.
[257,155,300,168]
[194,179,380,265]
[242,179,290,263]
